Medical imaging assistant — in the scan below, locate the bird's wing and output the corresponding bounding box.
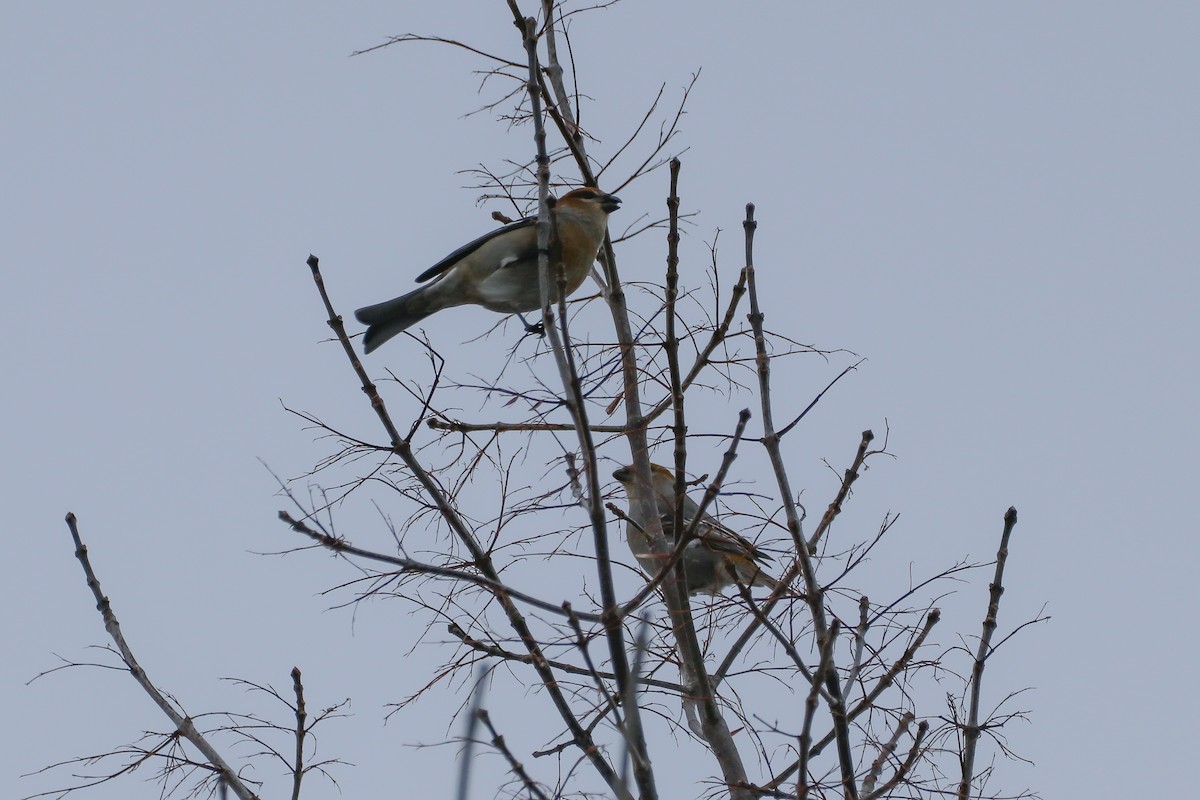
[413,215,537,283]
[661,514,774,564]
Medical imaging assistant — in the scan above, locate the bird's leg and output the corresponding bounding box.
[517,313,546,336]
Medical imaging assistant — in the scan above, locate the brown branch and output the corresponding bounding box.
[727,583,820,694]
[776,359,864,440]
[352,33,522,68]
[665,158,689,544]
[822,631,860,800]
[642,267,750,427]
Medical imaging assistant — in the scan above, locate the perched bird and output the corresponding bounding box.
[611,463,779,595]
[355,187,621,353]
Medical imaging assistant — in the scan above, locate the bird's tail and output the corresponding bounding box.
[746,564,780,592]
[354,287,438,354]
[754,570,781,591]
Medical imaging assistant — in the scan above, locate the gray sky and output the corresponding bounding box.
[5,2,1198,798]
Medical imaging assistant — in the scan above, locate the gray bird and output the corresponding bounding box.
[355,188,620,353]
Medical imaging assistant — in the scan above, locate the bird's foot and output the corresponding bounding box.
[517,314,546,337]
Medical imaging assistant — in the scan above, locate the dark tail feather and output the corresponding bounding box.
[355,288,436,354]
[754,570,780,591]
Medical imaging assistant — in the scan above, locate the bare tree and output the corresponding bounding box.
[31,3,1043,799]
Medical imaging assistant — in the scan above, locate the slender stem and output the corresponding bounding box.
[742,205,860,798]
[478,710,552,800]
[290,667,306,800]
[957,507,1019,800]
[797,619,839,800]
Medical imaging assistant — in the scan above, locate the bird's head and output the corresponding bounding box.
[558,187,621,215]
[612,463,675,491]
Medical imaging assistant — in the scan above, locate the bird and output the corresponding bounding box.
[611,463,779,595]
[355,187,621,353]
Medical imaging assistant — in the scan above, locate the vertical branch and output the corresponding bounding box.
[290,667,306,800]
[63,513,261,800]
[822,639,859,800]
[797,619,839,800]
[539,0,585,154]
[743,205,859,799]
[511,8,757,798]
[644,158,754,799]
[456,667,488,800]
[843,595,870,699]
[744,202,831,631]
[662,155,691,592]
[957,507,1019,800]
[514,13,653,799]
[664,159,688,540]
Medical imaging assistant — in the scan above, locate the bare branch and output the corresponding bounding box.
[478,709,552,800]
[957,507,1019,800]
[289,668,306,800]
[62,513,260,800]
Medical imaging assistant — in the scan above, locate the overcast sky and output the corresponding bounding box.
[5,3,1198,799]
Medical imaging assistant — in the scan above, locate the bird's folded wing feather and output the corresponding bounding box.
[414,216,537,283]
[660,514,774,563]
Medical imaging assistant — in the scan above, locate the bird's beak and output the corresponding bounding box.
[601,194,622,213]
[612,466,631,482]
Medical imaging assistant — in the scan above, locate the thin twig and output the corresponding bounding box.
[478,710,552,800]
[843,596,871,700]
[277,511,603,623]
[446,622,684,693]
[807,429,876,554]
